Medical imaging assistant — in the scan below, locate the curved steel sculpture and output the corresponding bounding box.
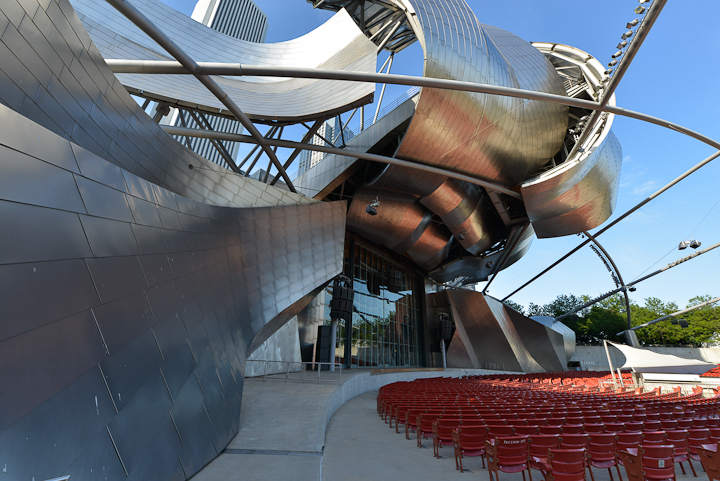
[0,0,642,479]
[72,0,376,122]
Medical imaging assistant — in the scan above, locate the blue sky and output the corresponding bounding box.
[157,0,720,311]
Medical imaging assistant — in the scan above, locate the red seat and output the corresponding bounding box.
[559,434,588,450]
[616,432,643,468]
[453,426,487,473]
[529,435,561,476]
[548,418,567,426]
[488,425,516,441]
[562,425,584,435]
[536,448,587,481]
[697,443,720,481]
[642,431,667,445]
[706,419,720,428]
[416,413,439,448]
[709,427,720,443]
[433,419,461,457]
[584,424,605,434]
[515,425,541,436]
[625,422,644,433]
[540,425,564,435]
[641,445,677,481]
[678,419,693,429]
[486,436,531,481]
[605,423,625,434]
[588,434,622,481]
[688,428,711,463]
[660,420,678,430]
[665,429,697,476]
[644,421,662,431]
[693,418,708,429]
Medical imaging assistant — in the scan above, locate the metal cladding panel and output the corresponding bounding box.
[0,259,101,342]
[522,130,623,238]
[72,0,376,121]
[0,310,107,432]
[0,101,345,479]
[0,1,310,208]
[0,200,93,264]
[446,289,523,372]
[107,370,175,473]
[0,367,116,481]
[397,0,568,187]
[445,290,569,372]
[502,302,565,372]
[63,430,128,481]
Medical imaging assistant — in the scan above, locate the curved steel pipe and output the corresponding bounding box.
[583,231,632,330]
[106,60,720,151]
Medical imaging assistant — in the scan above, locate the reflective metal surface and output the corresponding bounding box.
[71,0,376,122]
[0,101,345,480]
[0,0,309,208]
[444,289,568,372]
[397,2,568,187]
[522,44,623,238]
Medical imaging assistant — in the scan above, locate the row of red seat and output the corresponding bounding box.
[377,374,720,477]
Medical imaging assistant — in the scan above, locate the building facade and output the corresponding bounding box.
[297,117,355,176]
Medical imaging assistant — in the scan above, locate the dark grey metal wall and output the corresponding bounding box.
[0,102,346,480]
[0,0,310,208]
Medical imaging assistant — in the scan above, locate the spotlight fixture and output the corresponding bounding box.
[634,6,646,14]
[456,230,467,241]
[638,0,650,4]
[690,239,701,249]
[617,40,628,49]
[604,69,613,75]
[612,51,623,59]
[678,240,689,250]
[366,197,380,216]
[626,19,639,28]
[678,319,689,328]
[621,30,634,39]
[608,60,618,67]
[629,286,637,292]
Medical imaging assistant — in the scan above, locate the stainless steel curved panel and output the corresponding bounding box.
[420,179,502,255]
[0,102,346,480]
[396,0,569,187]
[405,221,452,271]
[521,44,623,238]
[0,0,309,208]
[347,187,430,249]
[71,0,376,121]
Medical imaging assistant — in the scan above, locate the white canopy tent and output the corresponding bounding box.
[608,341,716,375]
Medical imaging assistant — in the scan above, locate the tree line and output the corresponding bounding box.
[504,294,720,347]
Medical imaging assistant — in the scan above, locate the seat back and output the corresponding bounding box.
[660,420,678,430]
[642,431,667,445]
[540,425,564,435]
[604,423,625,433]
[588,434,617,463]
[618,448,642,481]
[616,432,643,452]
[528,434,560,457]
[514,425,540,435]
[644,420,662,431]
[625,422,644,433]
[496,436,530,466]
[641,445,675,480]
[583,424,604,434]
[561,425,584,434]
[488,425,516,440]
[548,448,587,481]
[559,434,588,450]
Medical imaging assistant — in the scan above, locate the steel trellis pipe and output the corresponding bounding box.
[105,60,720,152]
[103,0,296,192]
[584,231,632,330]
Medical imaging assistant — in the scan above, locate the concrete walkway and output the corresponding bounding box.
[189,368,497,480]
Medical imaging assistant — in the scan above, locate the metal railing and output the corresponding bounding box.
[245,360,343,383]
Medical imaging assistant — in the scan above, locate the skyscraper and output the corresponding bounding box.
[297,117,355,176]
[168,0,269,169]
